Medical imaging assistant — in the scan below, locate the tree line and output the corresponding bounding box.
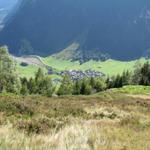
[1,46,150,97]
[0,46,54,96]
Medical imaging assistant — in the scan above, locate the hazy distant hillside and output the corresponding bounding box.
[1,0,150,60]
[0,0,18,8]
[0,0,18,28]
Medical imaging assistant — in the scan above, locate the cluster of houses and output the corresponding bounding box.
[60,69,105,80]
[47,66,105,81]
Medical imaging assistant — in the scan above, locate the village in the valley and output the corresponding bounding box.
[59,69,105,80]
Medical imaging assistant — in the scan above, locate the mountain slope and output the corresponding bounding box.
[0,0,18,28]
[1,0,150,60]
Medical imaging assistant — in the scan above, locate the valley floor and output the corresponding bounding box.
[15,55,148,78]
[0,86,150,150]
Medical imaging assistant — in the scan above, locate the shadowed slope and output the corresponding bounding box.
[1,0,150,60]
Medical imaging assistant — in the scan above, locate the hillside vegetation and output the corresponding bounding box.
[42,57,143,74]
[16,55,148,78]
[1,46,150,149]
[0,46,149,98]
[0,86,150,149]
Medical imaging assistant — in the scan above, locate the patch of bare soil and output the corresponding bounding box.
[12,55,45,67]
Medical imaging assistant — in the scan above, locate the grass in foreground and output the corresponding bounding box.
[0,86,150,149]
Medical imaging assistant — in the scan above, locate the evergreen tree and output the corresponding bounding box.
[139,62,150,85]
[72,80,81,95]
[20,84,29,95]
[0,46,20,94]
[122,70,131,86]
[106,76,113,89]
[94,78,106,92]
[34,68,45,94]
[115,75,123,88]
[107,71,132,89]
[40,76,54,97]
[90,77,96,89]
[28,77,36,94]
[80,78,92,95]
[133,61,150,86]
[132,62,142,85]
[57,75,73,95]
[35,68,45,82]
[20,77,29,95]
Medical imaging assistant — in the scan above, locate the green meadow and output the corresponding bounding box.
[16,56,148,78]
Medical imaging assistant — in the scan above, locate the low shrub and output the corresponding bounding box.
[16,117,68,134]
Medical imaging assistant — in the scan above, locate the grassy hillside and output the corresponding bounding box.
[16,55,148,78]
[0,85,150,149]
[110,85,150,95]
[15,56,47,78]
[42,57,147,75]
[16,62,39,78]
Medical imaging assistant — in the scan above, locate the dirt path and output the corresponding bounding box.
[12,55,46,67]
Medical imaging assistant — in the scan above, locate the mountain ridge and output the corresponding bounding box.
[1,0,150,61]
[0,0,19,29]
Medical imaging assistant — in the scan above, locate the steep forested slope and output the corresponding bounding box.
[0,0,150,60]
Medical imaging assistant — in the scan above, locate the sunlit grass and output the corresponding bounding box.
[42,57,148,76]
[0,86,150,149]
